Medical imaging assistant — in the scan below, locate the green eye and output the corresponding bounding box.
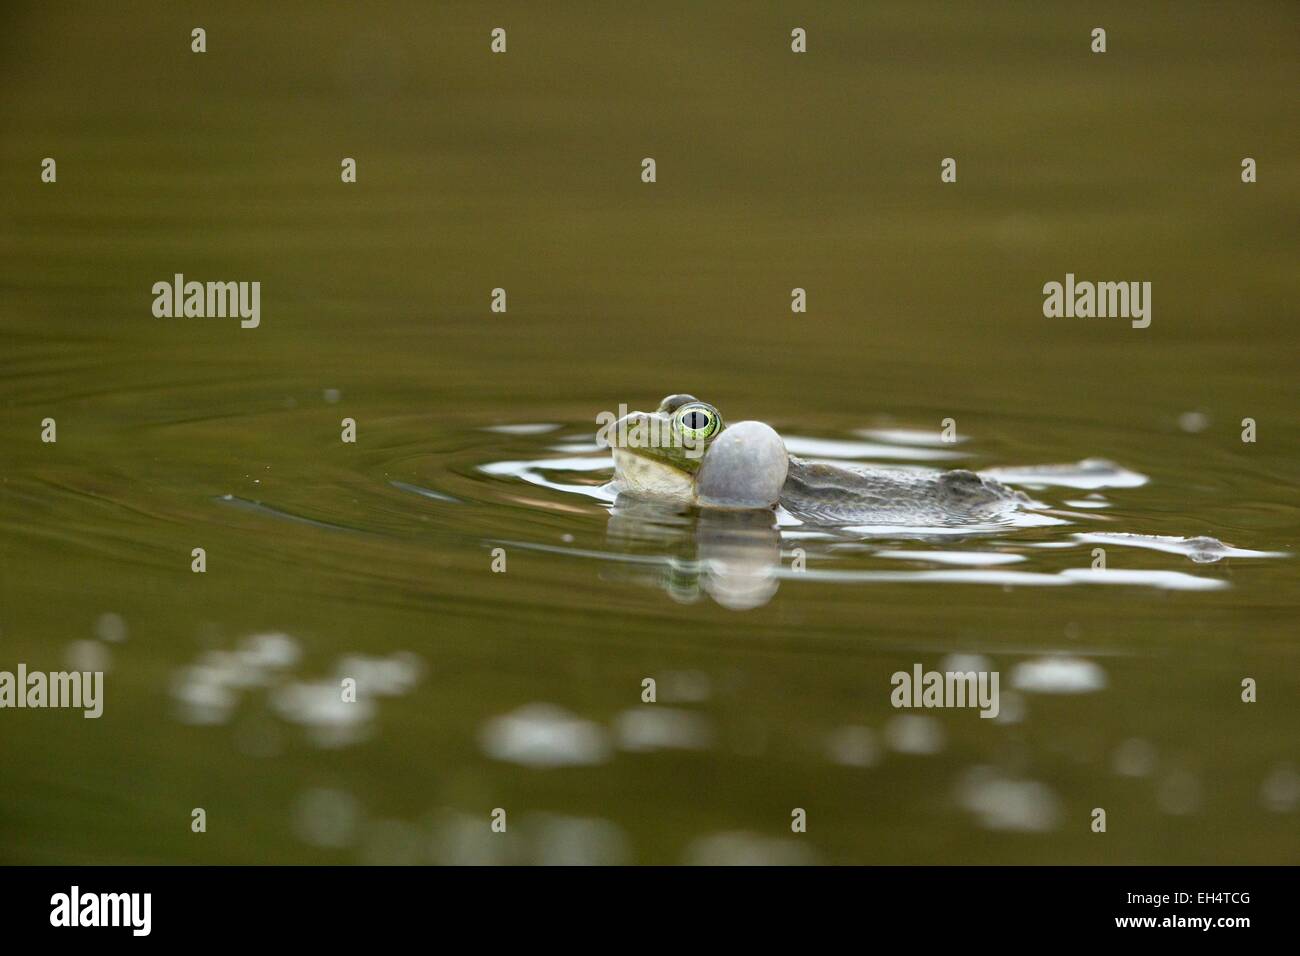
[676,404,721,440]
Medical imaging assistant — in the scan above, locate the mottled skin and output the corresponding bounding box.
[609,394,1029,525]
[610,393,716,474]
[778,458,1029,525]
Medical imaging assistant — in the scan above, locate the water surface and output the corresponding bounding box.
[1,1,1297,864]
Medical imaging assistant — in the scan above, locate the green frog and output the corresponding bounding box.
[605,393,1031,525]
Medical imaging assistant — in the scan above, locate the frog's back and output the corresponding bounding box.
[779,458,1030,526]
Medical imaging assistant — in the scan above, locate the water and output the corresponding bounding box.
[1,2,1297,864]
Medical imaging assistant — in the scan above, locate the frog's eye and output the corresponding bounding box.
[675,403,721,441]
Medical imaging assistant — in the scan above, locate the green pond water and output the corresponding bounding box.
[1,2,1297,863]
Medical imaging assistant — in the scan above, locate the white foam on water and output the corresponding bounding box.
[783,435,963,462]
[657,670,712,703]
[526,813,631,866]
[884,714,946,755]
[683,831,819,866]
[1011,657,1108,694]
[957,767,1062,832]
[479,456,619,502]
[613,707,714,752]
[65,639,111,673]
[482,422,562,435]
[876,549,1026,566]
[334,652,423,697]
[1074,532,1284,563]
[94,612,128,643]
[825,725,880,767]
[273,680,376,748]
[856,427,968,446]
[170,671,238,726]
[292,787,362,849]
[786,567,1226,591]
[1157,768,1203,816]
[238,632,301,670]
[1112,738,1158,778]
[479,703,612,769]
[1261,762,1299,813]
[984,458,1148,490]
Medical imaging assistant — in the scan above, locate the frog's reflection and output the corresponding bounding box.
[604,495,782,610]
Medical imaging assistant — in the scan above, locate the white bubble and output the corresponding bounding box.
[65,639,111,673]
[992,690,1025,724]
[94,612,127,643]
[381,651,424,692]
[1112,738,1158,777]
[884,714,946,755]
[683,831,818,866]
[1011,657,1107,694]
[323,388,341,403]
[658,670,712,703]
[957,767,1061,832]
[1260,762,1298,813]
[479,704,612,769]
[825,725,879,767]
[292,787,362,849]
[197,649,268,689]
[1178,411,1210,433]
[429,810,517,865]
[238,632,301,670]
[273,680,375,748]
[169,667,239,725]
[526,813,631,865]
[334,652,422,697]
[1156,768,1202,815]
[613,708,714,752]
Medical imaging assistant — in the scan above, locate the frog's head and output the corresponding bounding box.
[604,394,787,509]
[605,394,724,500]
